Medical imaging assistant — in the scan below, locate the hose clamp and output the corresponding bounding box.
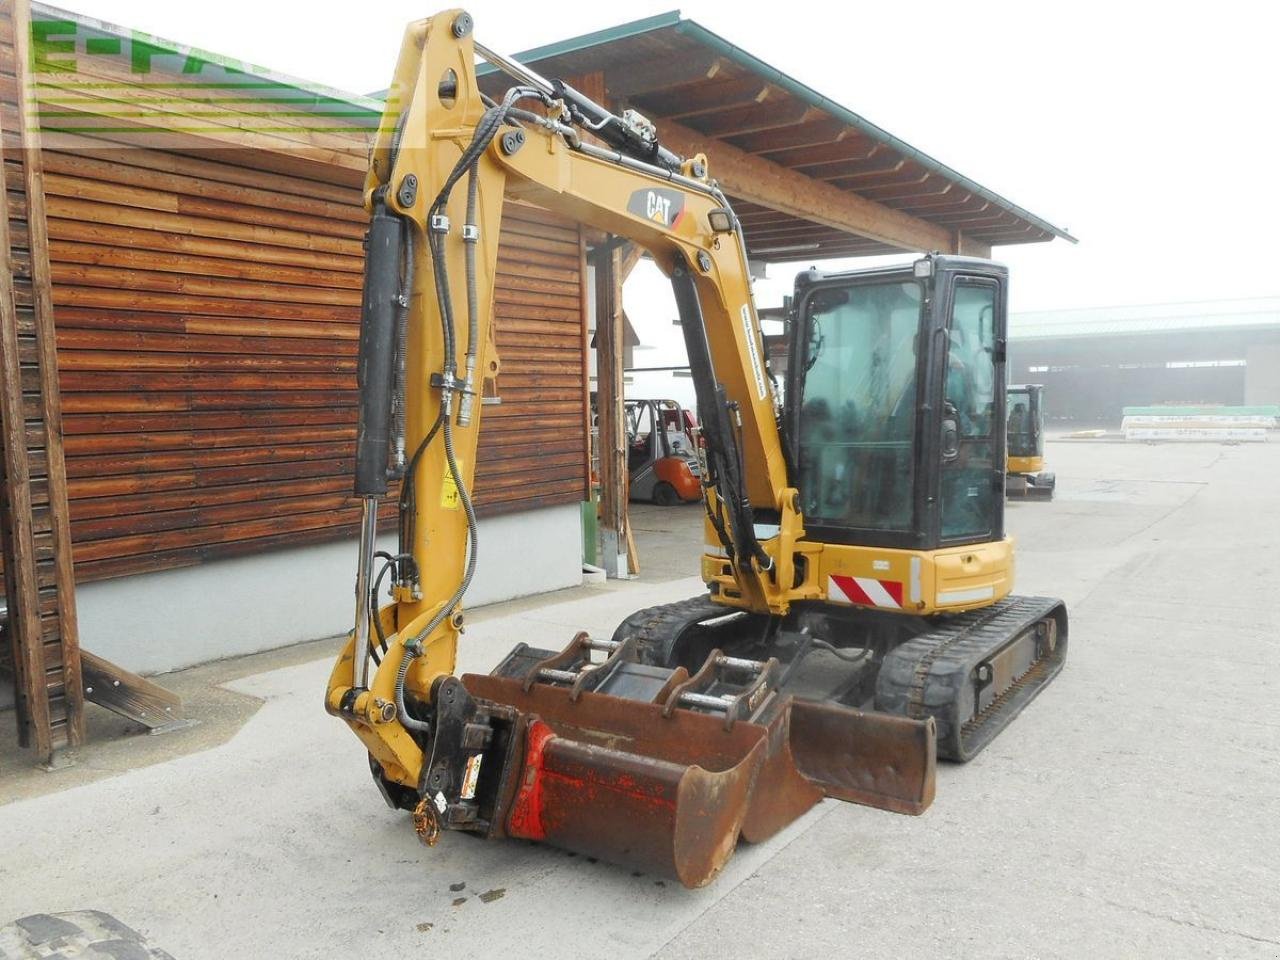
[461,224,479,242]
[429,213,451,234]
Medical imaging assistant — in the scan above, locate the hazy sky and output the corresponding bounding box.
[52,0,1279,367]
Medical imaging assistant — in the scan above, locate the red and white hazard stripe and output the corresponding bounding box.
[828,574,903,610]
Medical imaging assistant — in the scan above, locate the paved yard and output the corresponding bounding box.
[2,438,1277,958]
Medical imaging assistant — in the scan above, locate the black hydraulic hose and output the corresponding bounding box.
[393,96,527,733]
[370,551,415,654]
[811,637,871,664]
[395,414,480,733]
[398,411,444,575]
[392,80,644,731]
[421,92,527,378]
[427,228,457,375]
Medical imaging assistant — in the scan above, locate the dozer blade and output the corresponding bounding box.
[457,666,936,887]
[1006,472,1055,500]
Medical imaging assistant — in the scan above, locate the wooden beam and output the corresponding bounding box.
[954,233,992,258]
[659,120,955,253]
[605,53,725,99]
[592,240,631,577]
[578,234,592,504]
[856,173,950,203]
[82,651,186,731]
[728,119,850,155]
[762,135,880,169]
[0,247,51,759]
[685,101,814,140]
[618,242,644,282]
[14,0,85,748]
[632,77,772,121]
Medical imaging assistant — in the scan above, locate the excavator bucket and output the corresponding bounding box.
[439,637,937,888]
[740,700,936,844]
[464,674,768,887]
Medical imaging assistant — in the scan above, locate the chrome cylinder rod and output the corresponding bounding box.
[474,40,555,97]
[352,497,380,689]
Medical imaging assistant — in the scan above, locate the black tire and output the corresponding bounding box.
[0,910,175,959]
[652,481,679,506]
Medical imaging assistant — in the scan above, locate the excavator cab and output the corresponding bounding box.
[1006,383,1055,498]
[784,256,1008,554]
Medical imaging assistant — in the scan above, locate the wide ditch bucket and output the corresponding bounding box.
[740,700,936,844]
[461,671,935,888]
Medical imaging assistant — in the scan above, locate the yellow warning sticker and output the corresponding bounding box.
[441,459,464,510]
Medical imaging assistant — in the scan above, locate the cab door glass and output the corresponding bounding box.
[941,280,998,539]
[1007,388,1036,457]
[795,280,921,532]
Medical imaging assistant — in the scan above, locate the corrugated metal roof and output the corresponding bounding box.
[478,11,1074,260]
[1010,298,1280,340]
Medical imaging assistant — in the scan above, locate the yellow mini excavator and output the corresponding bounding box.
[326,10,1068,888]
[1006,383,1055,498]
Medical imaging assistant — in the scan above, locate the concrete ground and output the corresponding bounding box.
[2,438,1278,958]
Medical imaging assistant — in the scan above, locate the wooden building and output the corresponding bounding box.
[0,2,1069,762]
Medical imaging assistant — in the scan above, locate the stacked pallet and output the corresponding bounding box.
[1121,405,1277,443]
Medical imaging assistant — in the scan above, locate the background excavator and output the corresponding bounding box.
[326,10,1068,888]
[1006,383,1056,498]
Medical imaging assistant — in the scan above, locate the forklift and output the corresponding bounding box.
[626,398,701,505]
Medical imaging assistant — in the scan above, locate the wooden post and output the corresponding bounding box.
[0,238,53,758]
[0,0,87,762]
[593,240,633,578]
[13,0,85,747]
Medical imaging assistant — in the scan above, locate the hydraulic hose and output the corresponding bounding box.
[393,95,529,732]
[395,415,480,732]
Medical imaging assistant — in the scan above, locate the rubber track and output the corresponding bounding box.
[611,595,738,667]
[875,595,1067,762]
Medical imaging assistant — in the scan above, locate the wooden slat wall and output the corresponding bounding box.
[44,140,589,582]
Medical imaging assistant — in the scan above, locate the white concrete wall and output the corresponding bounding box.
[71,502,583,676]
[1246,344,1280,405]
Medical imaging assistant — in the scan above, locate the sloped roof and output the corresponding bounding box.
[478,11,1074,259]
[1010,298,1280,341]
